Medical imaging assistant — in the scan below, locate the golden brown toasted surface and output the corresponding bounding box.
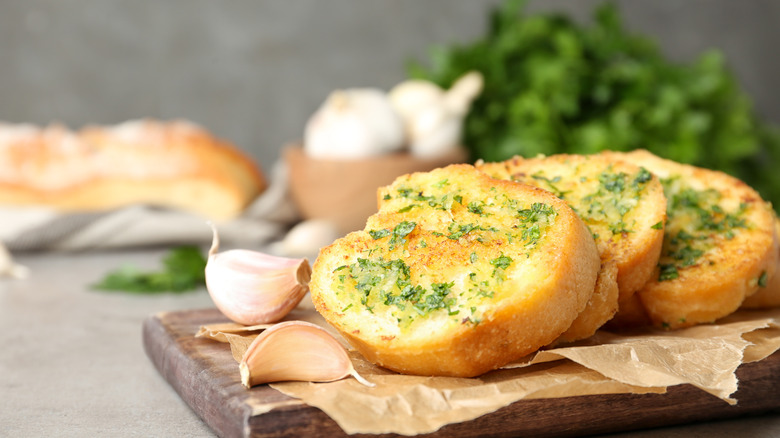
[0,120,266,220]
[310,164,600,377]
[477,153,666,304]
[609,150,778,329]
[741,219,780,309]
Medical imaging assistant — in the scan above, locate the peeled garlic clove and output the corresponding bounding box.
[205,223,311,325]
[239,321,373,388]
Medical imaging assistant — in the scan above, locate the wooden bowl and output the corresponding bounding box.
[284,144,469,235]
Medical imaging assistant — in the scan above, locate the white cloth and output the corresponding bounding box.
[0,161,300,252]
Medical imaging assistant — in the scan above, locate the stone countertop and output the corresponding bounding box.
[1,248,779,437]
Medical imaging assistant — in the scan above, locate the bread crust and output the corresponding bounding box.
[0,120,266,220]
[552,261,619,345]
[612,150,778,328]
[741,219,780,309]
[310,164,600,377]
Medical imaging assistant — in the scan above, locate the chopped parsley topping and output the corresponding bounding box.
[530,173,569,198]
[467,201,486,215]
[433,179,449,188]
[658,264,679,281]
[579,168,654,236]
[634,167,653,185]
[515,203,556,247]
[368,229,391,240]
[599,171,626,194]
[367,221,417,249]
[490,254,513,282]
[338,257,460,318]
[490,254,513,270]
[394,186,457,211]
[517,202,556,223]
[346,177,563,326]
[657,177,751,281]
[446,222,494,240]
[758,270,769,288]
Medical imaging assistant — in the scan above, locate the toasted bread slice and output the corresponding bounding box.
[607,150,778,329]
[310,164,600,377]
[476,153,665,341]
[477,153,666,303]
[553,260,619,345]
[741,219,780,309]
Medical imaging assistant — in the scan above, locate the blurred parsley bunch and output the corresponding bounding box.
[408,0,780,210]
[92,246,207,294]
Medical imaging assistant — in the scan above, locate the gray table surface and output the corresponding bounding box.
[2,248,779,437]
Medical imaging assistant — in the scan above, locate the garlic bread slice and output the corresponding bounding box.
[610,150,778,328]
[477,153,666,303]
[477,153,665,342]
[310,164,600,377]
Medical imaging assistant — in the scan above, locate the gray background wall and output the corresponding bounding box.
[1,0,779,174]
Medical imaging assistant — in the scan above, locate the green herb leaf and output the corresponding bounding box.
[92,246,207,294]
[758,270,769,288]
[658,264,679,281]
[368,229,391,240]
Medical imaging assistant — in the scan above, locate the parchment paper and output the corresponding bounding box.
[197,304,780,436]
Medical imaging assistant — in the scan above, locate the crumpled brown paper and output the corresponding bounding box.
[197,302,780,436]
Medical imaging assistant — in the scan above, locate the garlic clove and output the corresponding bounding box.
[205,223,311,325]
[268,219,340,258]
[443,71,484,116]
[0,242,29,279]
[239,321,373,388]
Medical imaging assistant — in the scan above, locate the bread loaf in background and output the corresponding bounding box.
[0,120,266,220]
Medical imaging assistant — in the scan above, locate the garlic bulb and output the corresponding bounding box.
[239,320,373,388]
[388,71,484,158]
[304,88,405,160]
[205,223,311,325]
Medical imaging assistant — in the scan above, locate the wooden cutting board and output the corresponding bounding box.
[142,308,780,438]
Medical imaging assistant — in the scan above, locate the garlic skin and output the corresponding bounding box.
[205,224,311,325]
[304,88,405,160]
[388,71,484,159]
[239,320,373,388]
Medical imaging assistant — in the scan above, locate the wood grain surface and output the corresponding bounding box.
[142,308,780,438]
